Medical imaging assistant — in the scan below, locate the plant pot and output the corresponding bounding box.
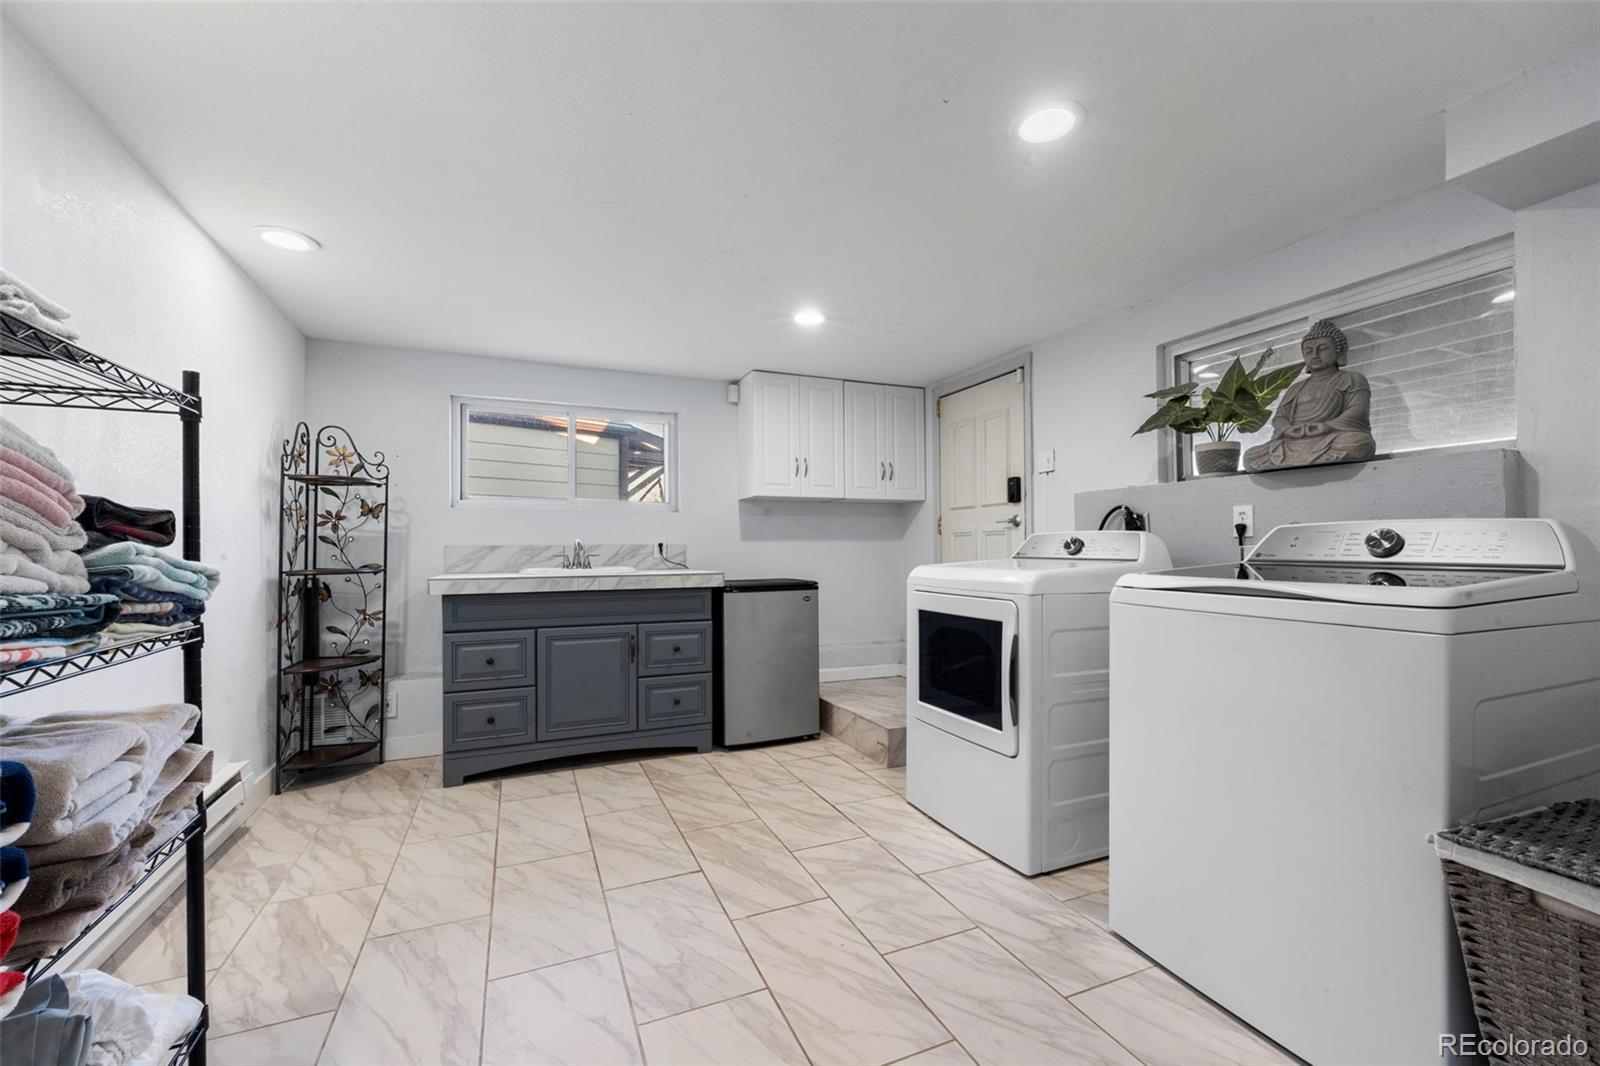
[1193,440,1241,477]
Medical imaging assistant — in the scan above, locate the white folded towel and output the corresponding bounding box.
[0,270,73,320]
[0,286,79,342]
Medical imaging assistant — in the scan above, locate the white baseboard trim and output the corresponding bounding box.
[820,663,905,683]
[386,732,444,760]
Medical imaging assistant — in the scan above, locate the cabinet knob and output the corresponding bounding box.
[485,657,495,666]
[673,698,682,707]
[486,716,497,725]
[672,645,682,653]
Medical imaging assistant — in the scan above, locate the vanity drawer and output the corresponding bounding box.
[445,630,533,691]
[638,621,713,676]
[639,674,711,728]
[446,687,534,751]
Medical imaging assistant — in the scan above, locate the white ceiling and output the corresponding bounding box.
[8,2,1596,384]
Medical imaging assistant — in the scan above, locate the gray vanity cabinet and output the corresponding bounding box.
[440,588,715,786]
[537,625,637,739]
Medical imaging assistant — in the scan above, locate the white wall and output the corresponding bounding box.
[304,341,923,712]
[1,26,306,785]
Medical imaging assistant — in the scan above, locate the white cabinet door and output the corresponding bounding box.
[738,371,802,498]
[884,385,925,501]
[843,381,886,500]
[799,376,844,498]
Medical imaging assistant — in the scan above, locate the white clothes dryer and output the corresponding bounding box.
[906,531,1171,875]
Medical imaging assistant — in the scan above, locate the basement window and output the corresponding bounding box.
[1165,238,1516,479]
[453,397,675,507]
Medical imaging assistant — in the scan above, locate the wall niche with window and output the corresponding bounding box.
[453,397,675,507]
[1163,238,1515,480]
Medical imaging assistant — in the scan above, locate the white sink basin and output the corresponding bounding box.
[516,566,638,576]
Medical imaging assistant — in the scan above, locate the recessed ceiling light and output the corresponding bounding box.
[792,308,826,327]
[1491,289,1515,304]
[1016,101,1084,144]
[254,226,320,252]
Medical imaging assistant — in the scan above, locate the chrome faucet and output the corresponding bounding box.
[562,538,594,570]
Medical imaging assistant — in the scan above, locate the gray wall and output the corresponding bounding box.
[2,28,307,785]
[1076,448,1524,567]
[305,340,928,689]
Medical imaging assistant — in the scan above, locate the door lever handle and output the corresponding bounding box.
[995,515,1022,527]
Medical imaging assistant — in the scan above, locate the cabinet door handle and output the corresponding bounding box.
[629,633,637,661]
[794,457,799,476]
[888,461,895,481]
[803,457,809,477]
[879,461,885,481]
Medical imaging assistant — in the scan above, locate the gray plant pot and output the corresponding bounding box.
[1193,440,1242,477]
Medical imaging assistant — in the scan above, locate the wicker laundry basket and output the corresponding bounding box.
[1433,800,1600,1065]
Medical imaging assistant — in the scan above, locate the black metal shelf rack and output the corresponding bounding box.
[275,422,390,792]
[0,308,208,1065]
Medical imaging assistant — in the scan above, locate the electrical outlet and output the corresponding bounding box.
[1232,504,1254,538]
[384,689,399,719]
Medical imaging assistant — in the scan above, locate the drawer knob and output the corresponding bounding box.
[673,698,682,707]
[672,645,682,654]
[486,716,496,725]
[485,657,495,666]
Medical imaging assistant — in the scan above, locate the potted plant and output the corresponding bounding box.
[1134,349,1304,476]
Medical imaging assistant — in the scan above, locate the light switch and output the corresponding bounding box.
[1035,448,1056,474]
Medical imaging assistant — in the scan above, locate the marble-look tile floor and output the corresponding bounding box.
[110,738,1292,1065]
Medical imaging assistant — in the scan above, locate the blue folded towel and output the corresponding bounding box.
[0,761,34,846]
[0,844,26,887]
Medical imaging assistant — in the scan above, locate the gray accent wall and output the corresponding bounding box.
[1075,448,1524,568]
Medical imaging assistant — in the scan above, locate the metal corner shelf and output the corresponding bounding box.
[275,422,390,793]
[0,625,203,694]
[0,310,209,1065]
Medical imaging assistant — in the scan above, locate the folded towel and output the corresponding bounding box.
[13,843,130,920]
[0,722,149,848]
[0,592,120,640]
[0,499,86,554]
[0,634,105,667]
[0,910,17,960]
[4,851,145,962]
[95,622,196,643]
[139,746,211,822]
[0,548,90,596]
[1,459,82,528]
[0,762,35,841]
[76,497,174,550]
[86,577,204,613]
[0,290,79,343]
[0,271,73,322]
[19,790,144,866]
[64,969,203,1066]
[0,845,25,889]
[0,975,92,1066]
[80,544,218,601]
[0,876,24,912]
[0,444,75,502]
[3,702,198,793]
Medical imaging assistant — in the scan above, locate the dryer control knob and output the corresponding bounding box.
[1063,537,1085,556]
[1365,528,1405,558]
[1367,571,1406,587]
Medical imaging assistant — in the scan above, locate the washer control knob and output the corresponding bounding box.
[1062,537,1085,556]
[1365,528,1405,559]
[1367,571,1406,587]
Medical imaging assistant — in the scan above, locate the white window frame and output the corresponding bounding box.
[1156,236,1516,482]
[451,395,679,510]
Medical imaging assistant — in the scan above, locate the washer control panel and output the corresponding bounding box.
[1249,520,1567,569]
[1015,531,1143,561]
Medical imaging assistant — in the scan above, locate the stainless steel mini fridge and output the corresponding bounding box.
[714,579,819,746]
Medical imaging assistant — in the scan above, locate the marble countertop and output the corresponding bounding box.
[427,569,725,595]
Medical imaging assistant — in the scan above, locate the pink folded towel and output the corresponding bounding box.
[0,463,79,530]
[0,446,79,503]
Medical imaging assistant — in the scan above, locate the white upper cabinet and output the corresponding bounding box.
[884,385,925,500]
[798,376,844,498]
[739,371,923,502]
[843,381,887,500]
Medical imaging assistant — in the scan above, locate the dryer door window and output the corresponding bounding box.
[918,610,1003,731]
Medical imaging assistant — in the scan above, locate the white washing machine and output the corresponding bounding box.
[1109,518,1600,1066]
[906,530,1171,875]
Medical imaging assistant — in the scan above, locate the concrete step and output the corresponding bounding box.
[819,677,906,768]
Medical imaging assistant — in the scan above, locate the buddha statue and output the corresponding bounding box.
[1244,319,1377,472]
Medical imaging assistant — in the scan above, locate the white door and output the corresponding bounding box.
[750,372,802,496]
[939,370,1025,561]
[884,385,924,501]
[799,376,844,498]
[843,381,886,500]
